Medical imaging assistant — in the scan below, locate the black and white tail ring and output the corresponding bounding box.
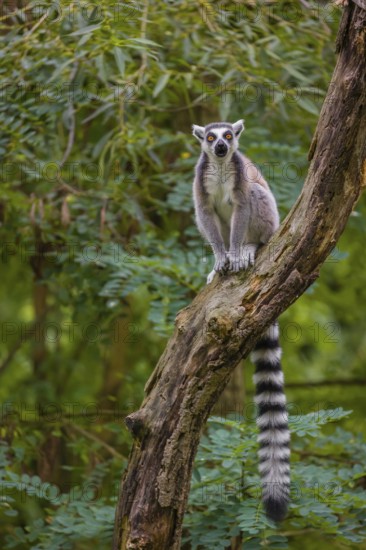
[251,322,290,521]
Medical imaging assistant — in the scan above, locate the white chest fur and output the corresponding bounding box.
[204,161,235,225]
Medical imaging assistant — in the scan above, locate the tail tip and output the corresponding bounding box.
[263,497,288,522]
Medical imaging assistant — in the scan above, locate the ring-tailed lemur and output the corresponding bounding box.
[192,120,290,522]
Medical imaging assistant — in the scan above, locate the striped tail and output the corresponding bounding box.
[251,322,290,522]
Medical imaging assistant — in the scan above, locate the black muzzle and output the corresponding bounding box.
[215,140,228,157]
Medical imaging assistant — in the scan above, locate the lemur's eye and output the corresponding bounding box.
[207,135,214,142]
[226,133,233,140]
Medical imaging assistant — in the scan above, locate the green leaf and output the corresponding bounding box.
[113,47,125,76]
[153,73,171,98]
[297,97,319,115]
[68,24,101,36]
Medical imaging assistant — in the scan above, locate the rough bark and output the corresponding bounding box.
[113,4,366,549]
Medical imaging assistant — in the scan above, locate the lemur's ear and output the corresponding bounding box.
[192,124,205,141]
[232,119,245,138]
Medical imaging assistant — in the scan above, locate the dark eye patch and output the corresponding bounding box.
[206,133,216,142]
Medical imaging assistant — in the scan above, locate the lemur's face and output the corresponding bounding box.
[192,120,244,159]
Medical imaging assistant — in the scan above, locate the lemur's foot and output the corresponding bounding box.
[227,245,257,272]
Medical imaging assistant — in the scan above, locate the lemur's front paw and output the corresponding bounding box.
[206,255,228,284]
[214,254,228,273]
[227,245,257,272]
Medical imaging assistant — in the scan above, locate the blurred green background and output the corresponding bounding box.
[0,1,365,548]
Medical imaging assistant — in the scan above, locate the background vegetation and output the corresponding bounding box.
[0,1,365,548]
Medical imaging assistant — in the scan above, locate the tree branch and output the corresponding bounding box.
[65,423,125,460]
[113,4,366,549]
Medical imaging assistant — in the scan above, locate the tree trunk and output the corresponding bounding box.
[113,4,366,549]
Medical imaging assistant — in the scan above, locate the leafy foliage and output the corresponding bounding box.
[184,410,366,550]
[1,409,365,549]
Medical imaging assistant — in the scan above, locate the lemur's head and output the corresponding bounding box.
[192,120,244,160]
